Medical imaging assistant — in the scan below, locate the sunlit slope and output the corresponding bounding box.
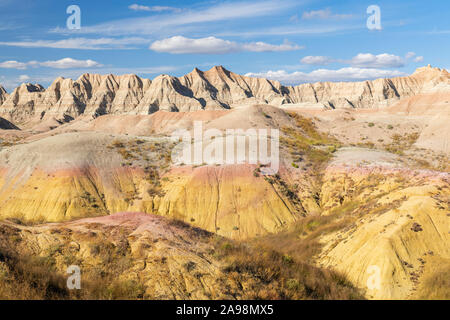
[316,148,450,299]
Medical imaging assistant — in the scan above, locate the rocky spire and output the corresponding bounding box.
[0,65,448,123]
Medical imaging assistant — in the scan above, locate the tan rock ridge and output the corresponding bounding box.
[0,83,45,123]
[1,65,448,125]
[0,85,7,105]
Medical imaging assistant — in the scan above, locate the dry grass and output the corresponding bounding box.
[111,138,173,168]
[213,237,364,300]
[0,248,70,300]
[0,217,363,300]
[0,227,145,300]
[0,141,15,147]
[412,258,450,300]
[252,202,359,263]
[263,173,306,216]
[384,132,420,155]
[281,113,341,170]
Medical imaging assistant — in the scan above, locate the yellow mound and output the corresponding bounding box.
[316,164,449,299]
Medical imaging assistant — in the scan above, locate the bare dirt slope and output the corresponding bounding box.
[315,147,449,299]
[0,112,312,239]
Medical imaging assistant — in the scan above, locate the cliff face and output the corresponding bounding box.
[287,66,450,109]
[0,86,7,106]
[0,65,448,124]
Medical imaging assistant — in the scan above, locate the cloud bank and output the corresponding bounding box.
[300,53,408,68]
[302,8,352,20]
[150,36,302,54]
[0,58,102,70]
[0,37,149,50]
[246,67,408,84]
[128,4,180,13]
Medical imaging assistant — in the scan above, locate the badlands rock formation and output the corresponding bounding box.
[1,212,236,300]
[0,85,7,105]
[0,117,18,130]
[316,148,449,299]
[1,65,448,126]
[0,106,316,239]
[289,65,450,109]
[0,65,448,300]
[0,211,362,300]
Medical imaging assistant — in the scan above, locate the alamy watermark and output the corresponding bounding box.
[67,5,81,30]
[366,265,381,290]
[170,121,280,175]
[67,265,81,290]
[367,5,381,30]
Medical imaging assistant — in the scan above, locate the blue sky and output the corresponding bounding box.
[0,0,449,90]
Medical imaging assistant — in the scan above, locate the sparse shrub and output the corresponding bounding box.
[111,140,125,148]
[215,238,363,300]
[261,111,272,119]
[281,113,341,171]
[327,145,337,153]
[412,260,450,299]
[282,254,294,264]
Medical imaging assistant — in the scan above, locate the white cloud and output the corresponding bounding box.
[289,14,299,23]
[129,4,180,12]
[245,67,408,85]
[0,60,28,69]
[0,37,149,50]
[0,65,180,91]
[302,8,352,20]
[349,53,405,68]
[243,40,303,52]
[128,4,152,11]
[405,52,416,59]
[426,30,450,34]
[19,75,30,82]
[0,75,36,91]
[218,25,359,37]
[0,58,102,70]
[150,36,301,54]
[151,36,238,54]
[0,23,19,31]
[39,58,102,69]
[301,53,409,68]
[60,1,296,35]
[301,56,333,66]
[404,52,424,63]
